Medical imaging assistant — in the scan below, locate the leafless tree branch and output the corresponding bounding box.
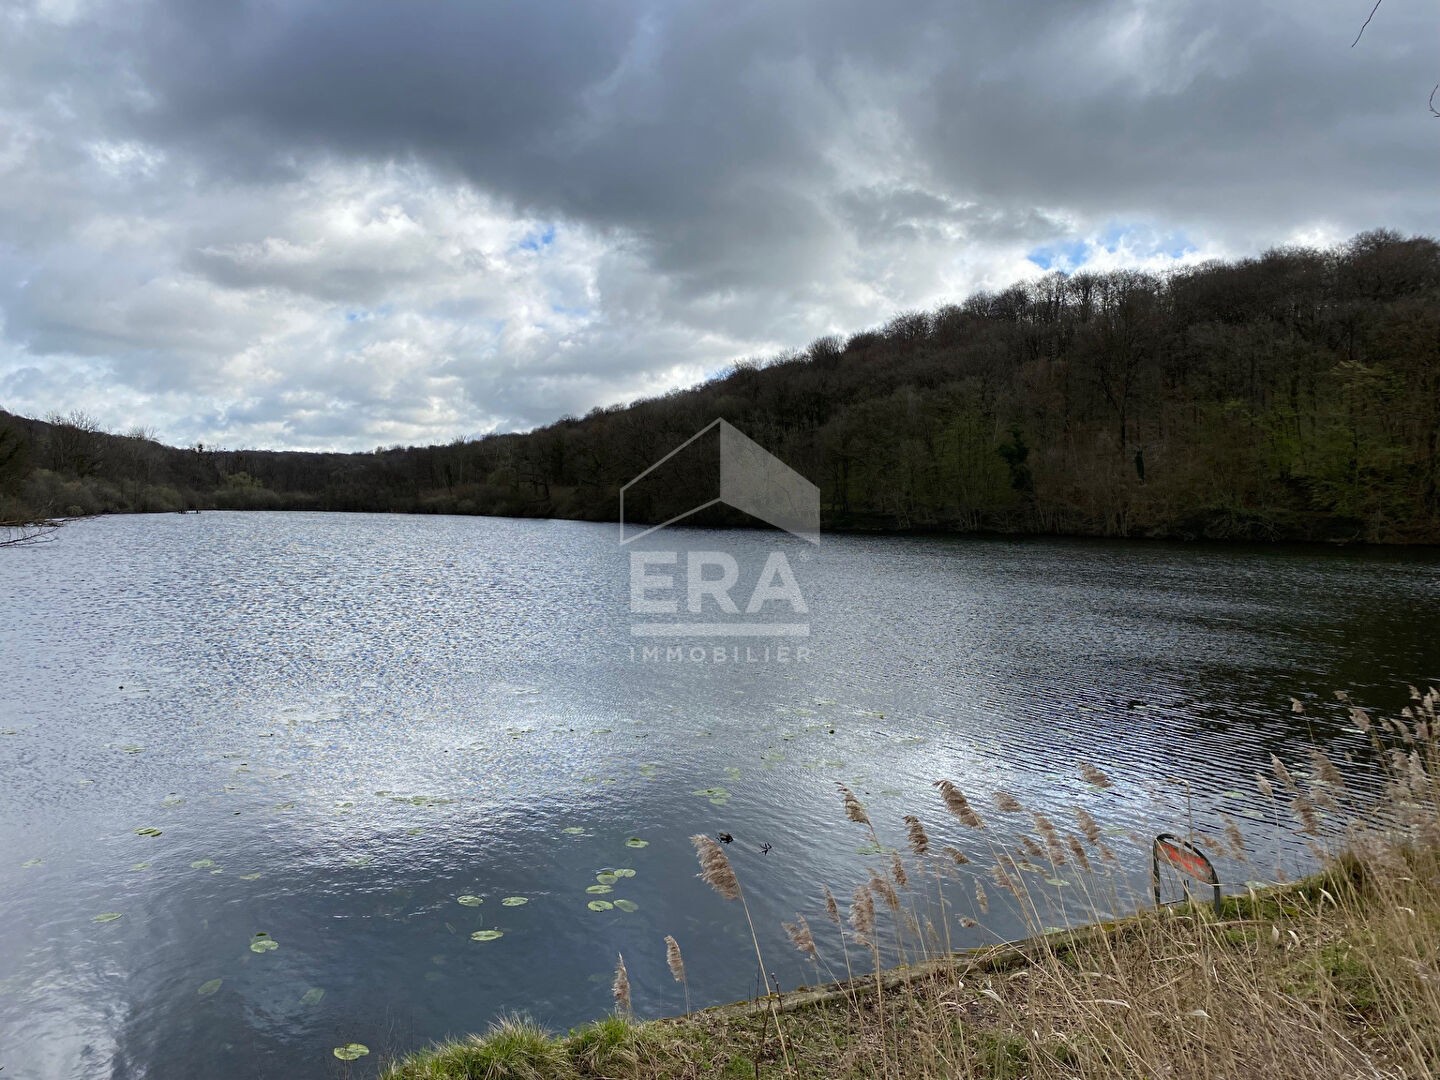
[0,518,60,548]
[1351,0,1384,47]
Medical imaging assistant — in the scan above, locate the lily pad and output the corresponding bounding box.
[500,896,528,907]
[301,987,326,1006]
[190,859,216,869]
[612,868,636,878]
[456,895,483,907]
[21,857,42,867]
[93,912,123,923]
[250,934,279,953]
[561,827,586,835]
[595,872,618,885]
[130,862,150,871]
[613,899,638,913]
[238,873,262,881]
[197,979,222,997]
[333,1044,370,1061]
[470,929,503,942]
[1044,877,1071,887]
[135,827,163,837]
[624,837,649,849]
[586,884,613,894]
[587,900,614,911]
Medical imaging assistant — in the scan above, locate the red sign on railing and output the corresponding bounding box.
[1152,833,1221,915]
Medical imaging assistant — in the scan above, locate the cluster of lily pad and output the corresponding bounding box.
[457,891,529,942]
[586,867,639,912]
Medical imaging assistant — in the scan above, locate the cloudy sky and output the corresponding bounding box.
[1,0,1435,450]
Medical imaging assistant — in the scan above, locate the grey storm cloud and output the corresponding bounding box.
[0,0,1436,449]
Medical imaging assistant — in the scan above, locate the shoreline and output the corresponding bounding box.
[381,864,1402,1079]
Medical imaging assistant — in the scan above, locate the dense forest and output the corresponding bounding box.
[4,228,1440,544]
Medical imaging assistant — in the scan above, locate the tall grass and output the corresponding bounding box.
[384,684,1440,1079]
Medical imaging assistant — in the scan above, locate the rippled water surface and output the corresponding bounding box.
[1,512,1438,1078]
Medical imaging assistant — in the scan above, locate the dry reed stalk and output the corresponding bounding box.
[664,934,689,1016]
[903,814,930,856]
[995,790,1024,812]
[1075,807,1102,845]
[1271,754,1298,791]
[1255,772,1275,800]
[1292,794,1321,835]
[783,914,818,959]
[1221,814,1247,859]
[612,953,631,1013]
[934,779,985,828]
[889,852,909,890]
[974,879,989,914]
[1066,834,1092,871]
[1044,836,1069,866]
[837,783,871,827]
[1080,763,1113,788]
[688,836,793,1073]
[691,834,740,900]
[664,935,685,983]
[870,870,901,912]
[991,863,1020,896]
[849,883,876,940]
[822,885,841,925]
[1032,811,1060,841]
[1308,748,1345,788]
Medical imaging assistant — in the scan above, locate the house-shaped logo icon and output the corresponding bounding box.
[619,419,819,544]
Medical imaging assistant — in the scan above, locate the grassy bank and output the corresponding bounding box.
[383,692,1440,1079]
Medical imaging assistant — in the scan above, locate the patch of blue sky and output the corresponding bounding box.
[343,304,392,323]
[518,224,557,252]
[1027,222,1197,272]
[1026,239,1090,272]
[1097,222,1194,260]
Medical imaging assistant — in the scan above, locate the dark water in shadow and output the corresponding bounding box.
[1,512,1437,1078]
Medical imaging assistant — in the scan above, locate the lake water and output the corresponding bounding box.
[1,512,1437,1078]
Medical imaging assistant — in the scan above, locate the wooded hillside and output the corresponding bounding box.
[4,228,1439,543]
